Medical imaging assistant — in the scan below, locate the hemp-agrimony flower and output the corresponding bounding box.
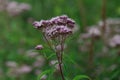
[6,1,31,16]
[33,15,75,80]
[33,15,75,40]
[109,35,120,48]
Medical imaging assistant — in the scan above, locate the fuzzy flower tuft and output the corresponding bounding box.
[33,15,75,39]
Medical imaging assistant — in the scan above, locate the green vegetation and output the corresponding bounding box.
[0,0,120,80]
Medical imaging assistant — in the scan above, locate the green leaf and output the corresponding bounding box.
[111,70,120,79]
[64,53,76,64]
[73,75,91,80]
[37,69,51,80]
[65,77,71,80]
[48,69,55,80]
[47,53,56,59]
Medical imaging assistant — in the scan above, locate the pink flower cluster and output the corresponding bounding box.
[33,15,75,39]
[33,16,75,79]
[5,52,46,78]
[7,1,31,16]
[109,35,120,47]
[0,0,31,16]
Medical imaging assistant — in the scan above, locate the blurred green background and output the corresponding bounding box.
[0,0,120,80]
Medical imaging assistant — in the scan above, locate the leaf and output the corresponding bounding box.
[73,75,91,80]
[37,69,51,80]
[47,53,56,59]
[111,70,120,79]
[65,77,71,80]
[64,53,76,64]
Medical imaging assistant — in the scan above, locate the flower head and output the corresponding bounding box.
[33,15,75,39]
[88,27,101,37]
[109,35,120,47]
[6,1,31,16]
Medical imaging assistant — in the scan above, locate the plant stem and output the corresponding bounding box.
[56,52,65,80]
[89,35,94,69]
[88,35,95,78]
[43,34,55,51]
[60,36,64,63]
[101,0,107,32]
[77,0,87,32]
[58,59,65,80]
[101,0,107,56]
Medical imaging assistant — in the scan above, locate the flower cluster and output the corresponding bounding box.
[5,50,46,78]
[109,35,120,48]
[88,27,101,37]
[33,15,75,80]
[6,1,31,16]
[6,61,32,77]
[0,0,8,11]
[78,18,120,54]
[0,0,31,16]
[33,15,75,39]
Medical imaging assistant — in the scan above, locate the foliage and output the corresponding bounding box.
[0,0,120,80]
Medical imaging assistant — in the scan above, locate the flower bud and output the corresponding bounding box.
[35,45,43,50]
